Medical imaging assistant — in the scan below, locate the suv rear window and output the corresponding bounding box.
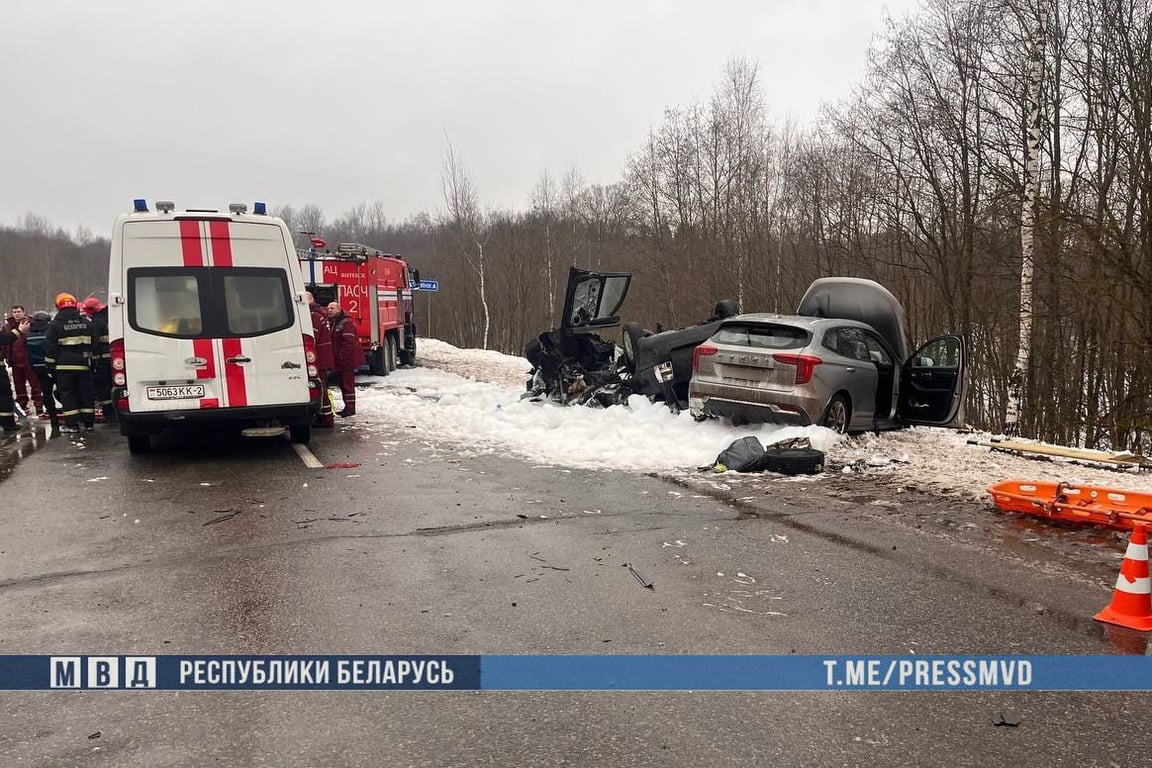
[128,267,293,338]
[714,323,809,350]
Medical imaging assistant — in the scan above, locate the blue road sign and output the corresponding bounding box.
[418,280,439,292]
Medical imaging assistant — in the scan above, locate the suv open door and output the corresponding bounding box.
[561,267,631,335]
[897,334,967,427]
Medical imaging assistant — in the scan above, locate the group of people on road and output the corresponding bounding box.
[306,292,365,425]
[1,294,113,435]
[5,292,362,434]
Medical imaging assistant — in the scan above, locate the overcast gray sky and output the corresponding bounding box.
[4,0,915,235]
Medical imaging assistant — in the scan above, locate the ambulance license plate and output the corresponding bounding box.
[146,385,205,400]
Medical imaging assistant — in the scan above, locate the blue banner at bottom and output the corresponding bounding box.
[0,655,1148,691]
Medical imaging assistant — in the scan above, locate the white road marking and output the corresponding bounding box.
[292,442,324,469]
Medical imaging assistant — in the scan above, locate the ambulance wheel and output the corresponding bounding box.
[369,347,387,376]
[289,423,311,444]
[386,335,398,372]
[127,434,151,454]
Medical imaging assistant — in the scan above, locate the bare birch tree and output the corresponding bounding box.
[531,170,558,325]
[441,136,492,349]
[1004,0,1047,436]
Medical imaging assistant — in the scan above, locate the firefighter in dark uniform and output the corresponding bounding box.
[45,293,96,434]
[82,297,116,424]
[0,315,32,432]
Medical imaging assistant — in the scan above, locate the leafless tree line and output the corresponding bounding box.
[0,215,110,313]
[5,0,1151,447]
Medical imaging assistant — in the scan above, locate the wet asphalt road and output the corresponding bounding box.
[0,417,1148,767]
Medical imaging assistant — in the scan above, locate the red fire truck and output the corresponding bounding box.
[298,241,420,375]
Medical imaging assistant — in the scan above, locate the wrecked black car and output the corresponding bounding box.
[524,267,739,410]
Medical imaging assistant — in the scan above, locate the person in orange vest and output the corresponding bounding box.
[306,292,334,427]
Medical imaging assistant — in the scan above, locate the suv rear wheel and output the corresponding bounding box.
[821,394,851,434]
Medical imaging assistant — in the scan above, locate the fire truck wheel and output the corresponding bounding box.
[386,335,398,372]
[399,336,416,366]
[369,347,387,376]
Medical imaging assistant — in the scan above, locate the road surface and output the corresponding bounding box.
[0,417,1145,767]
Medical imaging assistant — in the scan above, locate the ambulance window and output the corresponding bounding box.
[223,271,291,336]
[131,273,204,337]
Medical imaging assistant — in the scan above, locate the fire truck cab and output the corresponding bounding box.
[298,242,419,375]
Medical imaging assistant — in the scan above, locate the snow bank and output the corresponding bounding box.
[357,338,1152,494]
[357,366,843,472]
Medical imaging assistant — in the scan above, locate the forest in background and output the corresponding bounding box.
[0,216,110,312]
[4,0,1150,449]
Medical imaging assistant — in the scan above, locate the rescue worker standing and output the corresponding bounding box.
[26,311,57,426]
[45,293,96,434]
[306,293,335,427]
[0,315,32,431]
[4,306,44,416]
[327,301,364,417]
[82,297,115,424]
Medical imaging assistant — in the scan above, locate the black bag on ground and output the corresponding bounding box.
[761,436,825,475]
[714,436,767,472]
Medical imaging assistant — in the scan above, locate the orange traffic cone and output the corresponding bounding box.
[1094,525,1152,632]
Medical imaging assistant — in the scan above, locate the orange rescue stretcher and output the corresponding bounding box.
[987,480,1152,530]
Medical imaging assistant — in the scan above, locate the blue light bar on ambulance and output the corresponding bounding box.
[133,198,148,213]
[253,201,267,215]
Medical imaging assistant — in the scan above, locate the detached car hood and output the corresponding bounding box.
[796,277,911,362]
[562,267,631,334]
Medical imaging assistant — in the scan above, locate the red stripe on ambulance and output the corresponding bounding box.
[208,221,249,407]
[179,220,202,267]
[179,220,217,383]
[208,220,233,266]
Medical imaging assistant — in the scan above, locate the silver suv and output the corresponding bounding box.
[688,279,966,434]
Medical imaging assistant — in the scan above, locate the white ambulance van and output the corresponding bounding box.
[107,199,322,453]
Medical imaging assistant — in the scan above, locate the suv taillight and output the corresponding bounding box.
[772,353,823,385]
[692,343,718,373]
[303,335,318,378]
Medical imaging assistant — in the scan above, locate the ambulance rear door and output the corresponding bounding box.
[121,219,308,413]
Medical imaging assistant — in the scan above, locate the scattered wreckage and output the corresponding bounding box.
[523,267,739,410]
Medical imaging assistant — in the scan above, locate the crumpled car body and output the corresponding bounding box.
[523,267,739,409]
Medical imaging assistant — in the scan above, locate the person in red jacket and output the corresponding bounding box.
[3,306,44,416]
[306,293,335,427]
[327,302,364,417]
[0,314,32,431]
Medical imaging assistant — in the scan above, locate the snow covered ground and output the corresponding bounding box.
[355,338,1152,504]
